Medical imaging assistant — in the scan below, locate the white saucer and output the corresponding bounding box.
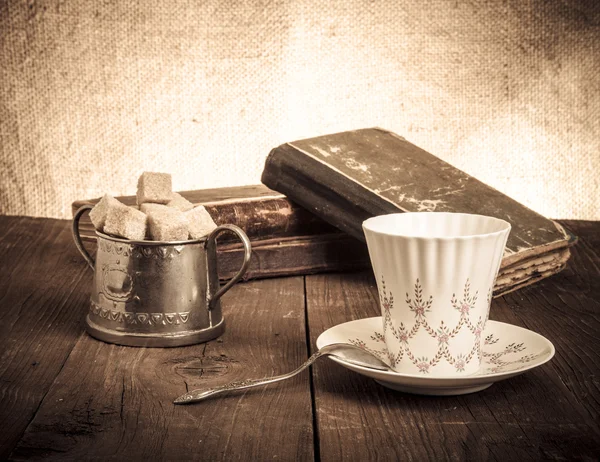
[316,317,555,396]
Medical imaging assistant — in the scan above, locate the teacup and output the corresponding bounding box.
[72,205,252,348]
[362,212,510,376]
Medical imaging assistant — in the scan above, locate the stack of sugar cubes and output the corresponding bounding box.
[89,172,218,241]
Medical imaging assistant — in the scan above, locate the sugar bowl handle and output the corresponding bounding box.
[206,225,252,310]
[72,205,95,271]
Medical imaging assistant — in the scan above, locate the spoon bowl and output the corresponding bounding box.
[320,343,389,370]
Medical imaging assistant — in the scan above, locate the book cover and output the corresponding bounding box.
[261,127,576,285]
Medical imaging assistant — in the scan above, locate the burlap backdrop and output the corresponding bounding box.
[0,0,598,220]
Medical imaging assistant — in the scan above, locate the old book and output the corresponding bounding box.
[73,182,573,295]
[72,185,338,242]
[261,127,577,293]
[72,185,371,280]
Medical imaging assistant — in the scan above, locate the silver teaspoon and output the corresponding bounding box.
[173,342,390,404]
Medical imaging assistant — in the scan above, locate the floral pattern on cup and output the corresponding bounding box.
[350,325,545,375]
[368,276,490,373]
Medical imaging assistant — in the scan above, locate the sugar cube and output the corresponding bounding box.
[136,172,172,205]
[89,194,121,231]
[140,202,169,215]
[166,192,194,212]
[145,205,189,241]
[104,203,147,241]
[185,206,218,239]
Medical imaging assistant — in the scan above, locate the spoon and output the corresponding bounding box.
[173,343,390,404]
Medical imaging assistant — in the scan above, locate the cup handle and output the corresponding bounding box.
[206,224,252,310]
[72,205,95,271]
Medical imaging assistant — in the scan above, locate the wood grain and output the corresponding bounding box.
[305,220,600,461]
[499,220,600,423]
[10,277,314,461]
[1,216,598,461]
[0,217,91,460]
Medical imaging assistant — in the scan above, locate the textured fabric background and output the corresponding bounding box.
[1,0,598,220]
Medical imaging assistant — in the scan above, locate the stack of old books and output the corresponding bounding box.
[73,128,576,296]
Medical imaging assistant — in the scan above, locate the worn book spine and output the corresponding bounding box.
[72,185,340,242]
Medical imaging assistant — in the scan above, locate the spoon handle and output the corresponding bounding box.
[174,350,325,404]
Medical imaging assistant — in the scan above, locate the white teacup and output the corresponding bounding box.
[362,212,510,376]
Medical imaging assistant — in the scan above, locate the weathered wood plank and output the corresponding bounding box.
[495,220,600,424]
[305,219,600,461]
[2,215,598,460]
[0,216,91,459]
[11,277,314,461]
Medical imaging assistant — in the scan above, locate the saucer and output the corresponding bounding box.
[316,317,555,396]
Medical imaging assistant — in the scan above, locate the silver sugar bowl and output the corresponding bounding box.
[72,205,251,347]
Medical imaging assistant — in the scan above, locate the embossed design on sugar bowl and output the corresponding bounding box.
[73,205,251,347]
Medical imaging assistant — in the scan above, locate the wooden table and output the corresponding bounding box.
[1,217,598,460]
